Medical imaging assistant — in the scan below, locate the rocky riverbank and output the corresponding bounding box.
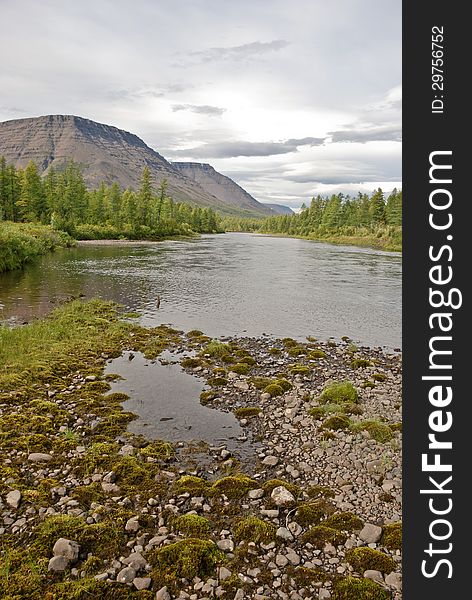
[0,300,402,599]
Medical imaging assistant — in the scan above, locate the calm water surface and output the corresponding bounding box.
[0,233,401,348]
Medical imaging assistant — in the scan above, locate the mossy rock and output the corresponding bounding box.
[221,354,235,364]
[171,514,211,537]
[233,516,277,544]
[263,383,284,397]
[290,365,311,375]
[187,329,204,338]
[319,381,358,404]
[301,525,347,548]
[173,475,209,496]
[140,440,174,460]
[250,376,273,389]
[207,376,228,387]
[200,390,216,405]
[262,479,300,497]
[210,474,258,499]
[230,363,251,375]
[276,378,293,392]
[342,402,363,415]
[295,500,335,526]
[332,577,391,600]
[308,349,327,359]
[282,338,298,348]
[234,407,262,418]
[149,538,223,580]
[104,391,130,402]
[346,547,396,574]
[212,367,227,376]
[372,373,387,382]
[351,420,394,443]
[181,357,203,368]
[350,358,373,369]
[322,414,351,430]
[287,565,332,586]
[382,522,402,550]
[323,512,364,531]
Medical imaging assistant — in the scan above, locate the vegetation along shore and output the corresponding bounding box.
[0,299,402,599]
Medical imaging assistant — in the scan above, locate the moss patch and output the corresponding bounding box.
[319,381,359,404]
[173,475,209,496]
[149,538,223,581]
[346,547,396,574]
[301,525,347,548]
[171,514,211,537]
[211,474,258,499]
[382,522,402,550]
[332,577,390,600]
[233,406,262,418]
[233,516,277,544]
[323,512,364,531]
[295,500,335,526]
[350,420,394,443]
[322,414,351,430]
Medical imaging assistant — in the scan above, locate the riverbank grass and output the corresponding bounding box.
[0,221,74,273]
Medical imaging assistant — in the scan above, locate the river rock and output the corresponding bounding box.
[364,569,384,584]
[48,555,69,572]
[217,539,234,552]
[117,566,137,583]
[125,517,140,533]
[27,452,52,462]
[53,538,80,562]
[218,566,232,581]
[155,586,171,600]
[133,577,152,590]
[271,486,295,506]
[359,523,382,544]
[385,571,403,590]
[123,552,147,570]
[6,490,21,509]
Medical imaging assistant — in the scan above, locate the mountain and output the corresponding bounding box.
[0,115,271,217]
[172,162,274,217]
[265,203,294,215]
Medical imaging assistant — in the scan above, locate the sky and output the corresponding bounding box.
[0,0,401,210]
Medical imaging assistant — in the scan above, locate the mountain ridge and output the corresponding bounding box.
[0,115,272,217]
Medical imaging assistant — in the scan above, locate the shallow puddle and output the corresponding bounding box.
[105,351,246,451]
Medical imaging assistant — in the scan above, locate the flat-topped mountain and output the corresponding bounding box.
[172,162,274,217]
[0,115,272,216]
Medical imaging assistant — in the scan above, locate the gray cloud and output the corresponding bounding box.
[107,83,193,101]
[329,125,402,144]
[172,104,226,116]
[183,40,290,65]
[174,137,325,158]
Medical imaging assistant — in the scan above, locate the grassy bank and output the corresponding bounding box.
[0,221,74,273]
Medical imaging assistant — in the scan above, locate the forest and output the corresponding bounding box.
[222,188,402,251]
[0,158,222,239]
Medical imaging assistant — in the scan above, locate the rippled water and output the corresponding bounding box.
[0,233,401,347]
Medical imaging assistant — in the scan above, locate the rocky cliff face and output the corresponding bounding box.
[172,162,275,217]
[0,115,267,215]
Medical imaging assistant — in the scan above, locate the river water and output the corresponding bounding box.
[0,233,401,348]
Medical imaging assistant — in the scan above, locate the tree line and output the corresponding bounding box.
[0,158,222,238]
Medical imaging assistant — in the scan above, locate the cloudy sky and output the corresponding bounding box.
[0,0,401,209]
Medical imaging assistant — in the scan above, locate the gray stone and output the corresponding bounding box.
[6,490,21,509]
[117,566,137,583]
[155,586,171,600]
[385,572,403,590]
[262,455,279,466]
[48,555,69,572]
[234,590,245,600]
[119,445,135,456]
[53,538,80,562]
[217,539,234,552]
[276,527,294,541]
[359,523,383,544]
[275,554,289,567]
[270,486,295,507]
[101,482,121,494]
[248,488,264,499]
[218,566,232,581]
[364,570,384,584]
[28,452,52,462]
[123,552,147,570]
[125,517,140,533]
[133,577,152,590]
[319,590,331,600]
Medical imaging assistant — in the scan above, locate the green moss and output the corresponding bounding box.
[171,514,211,537]
[234,407,262,418]
[149,538,223,580]
[309,406,325,419]
[350,420,394,443]
[238,355,256,366]
[346,547,396,574]
[207,376,228,387]
[301,525,348,548]
[287,346,306,357]
[262,479,300,497]
[81,442,120,475]
[290,364,311,375]
[323,512,364,531]
[306,485,335,499]
[322,414,351,430]
[382,522,402,550]
[200,390,216,405]
[233,516,277,544]
[389,422,402,432]
[230,362,251,375]
[72,482,106,507]
[220,354,235,364]
[295,500,335,526]
[269,347,281,355]
[343,402,363,415]
[250,376,273,389]
[140,439,174,460]
[282,338,298,348]
[212,367,226,375]
[187,329,204,338]
[350,358,373,369]
[372,373,387,382]
[181,357,203,368]
[361,381,376,389]
[332,577,390,600]
[319,381,359,404]
[308,349,327,359]
[104,391,130,402]
[263,383,284,397]
[173,475,209,496]
[202,340,232,358]
[275,378,293,392]
[86,380,112,393]
[211,474,258,499]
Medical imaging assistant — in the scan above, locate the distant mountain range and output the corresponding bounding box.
[264,203,294,215]
[0,115,289,218]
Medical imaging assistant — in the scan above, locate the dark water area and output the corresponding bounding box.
[0,233,402,348]
[105,350,246,452]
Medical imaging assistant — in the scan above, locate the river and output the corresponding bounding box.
[0,233,401,348]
